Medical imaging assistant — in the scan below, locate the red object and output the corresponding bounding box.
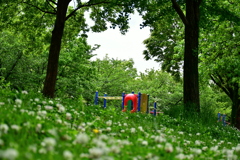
[123,94,138,113]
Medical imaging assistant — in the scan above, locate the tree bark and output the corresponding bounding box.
[183,0,200,112]
[43,0,71,98]
[231,83,240,129]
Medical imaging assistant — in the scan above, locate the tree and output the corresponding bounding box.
[200,18,240,128]
[138,0,201,112]
[14,0,138,98]
[93,55,138,97]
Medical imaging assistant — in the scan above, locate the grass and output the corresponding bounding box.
[0,89,240,160]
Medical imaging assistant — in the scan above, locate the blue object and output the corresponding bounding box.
[222,114,227,126]
[103,93,107,108]
[217,112,221,121]
[154,102,157,116]
[94,91,99,105]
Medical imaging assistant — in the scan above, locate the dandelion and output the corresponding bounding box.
[93,129,100,134]
[74,133,89,144]
[0,148,19,160]
[63,150,73,160]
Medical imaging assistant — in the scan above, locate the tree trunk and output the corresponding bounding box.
[231,83,240,129]
[183,0,200,112]
[43,0,71,98]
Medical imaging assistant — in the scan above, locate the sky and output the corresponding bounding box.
[85,13,160,73]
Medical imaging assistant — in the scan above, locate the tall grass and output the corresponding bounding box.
[0,89,240,160]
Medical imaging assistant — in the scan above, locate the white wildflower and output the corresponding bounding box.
[195,140,201,146]
[74,133,89,145]
[63,150,73,160]
[36,124,42,132]
[15,99,22,106]
[196,133,201,136]
[106,127,111,132]
[21,90,28,94]
[165,143,173,153]
[154,136,166,143]
[0,124,9,134]
[44,106,53,110]
[11,125,21,132]
[175,153,186,159]
[0,102,5,105]
[138,126,144,132]
[106,120,112,126]
[66,113,72,120]
[34,98,40,102]
[42,137,56,151]
[89,147,105,159]
[191,148,202,155]
[0,148,19,160]
[110,145,121,154]
[130,128,136,133]
[142,140,148,146]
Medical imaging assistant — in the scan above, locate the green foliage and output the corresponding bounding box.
[130,69,183,110]
[93,55,138,96]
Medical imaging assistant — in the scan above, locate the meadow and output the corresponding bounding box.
[0,89,240,160]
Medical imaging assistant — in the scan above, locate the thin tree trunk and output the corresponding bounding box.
[43,0,71,98]
[231,83,240,129]
[183,0,200,112]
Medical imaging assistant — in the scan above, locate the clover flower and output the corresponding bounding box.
[0,124,9,134]
[74,133,89,145]
[41,137,56,151]
[0,148,19,160]
[165,143,173,153]
[106,120,112,126]
[63,150,73,160]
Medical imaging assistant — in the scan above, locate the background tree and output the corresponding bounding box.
[93,55,137,97]
[199,18,240,128]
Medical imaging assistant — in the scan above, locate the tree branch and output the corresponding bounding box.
[65,1,110,21]
[23,1,56,15]
[170,0,188,26]
[46,0,57,13]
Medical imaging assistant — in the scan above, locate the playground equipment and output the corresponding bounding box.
[94,91,158,116]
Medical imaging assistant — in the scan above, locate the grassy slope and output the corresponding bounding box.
[0,90,240,160]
